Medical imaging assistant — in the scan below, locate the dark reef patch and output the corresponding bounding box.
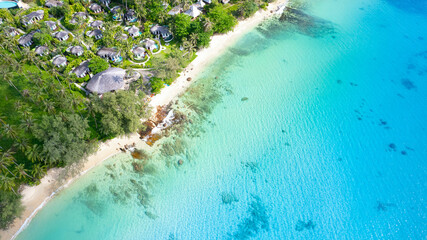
[221,191,239,204]
[385,0,427,15]
[242,161,259,174]
[256,6,336,39]
[295,220,316,231]
[376,201,396,212]
[229,195,269,239]
[401,78,416,90]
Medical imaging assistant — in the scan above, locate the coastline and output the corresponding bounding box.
[0,1,288,239]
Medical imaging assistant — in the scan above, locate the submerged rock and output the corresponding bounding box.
[221,192,239,204]
[401,78,416,90]
[295,220,316,231]
[241,97,249,101]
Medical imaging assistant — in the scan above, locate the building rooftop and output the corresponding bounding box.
[52,55,67,66]
[86,68,126,94]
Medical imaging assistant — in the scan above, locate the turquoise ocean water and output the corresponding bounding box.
[16,0,427,239]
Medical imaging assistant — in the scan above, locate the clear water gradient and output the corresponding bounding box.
[17,0,426,239]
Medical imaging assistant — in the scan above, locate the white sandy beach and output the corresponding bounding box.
[0,1,288,239]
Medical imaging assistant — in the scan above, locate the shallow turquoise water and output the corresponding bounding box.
[17,0,427,239]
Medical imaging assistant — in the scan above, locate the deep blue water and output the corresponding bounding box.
[16,0,427,239]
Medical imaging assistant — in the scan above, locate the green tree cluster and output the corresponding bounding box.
[0,191,23,230]
[207,5,237,33]
[32,114,93,165]
[88,57,109,75]
[90,91,147,137]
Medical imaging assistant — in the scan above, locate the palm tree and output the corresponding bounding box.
[13,139,29,152]
[0,149,16,177]
[20,117,34,133]
[21,107,33,119]
[189,33,198,47]
[1,124,18,140]
[0,174,17,195]
[14,100,23,111]
[14,164,32,180]
[31,164,46,179]
[203,17,213,32]
[26,144,41,163]
[0,66,23,97]
[43,99,56,114]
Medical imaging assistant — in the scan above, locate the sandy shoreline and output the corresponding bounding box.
[0,1,287,239]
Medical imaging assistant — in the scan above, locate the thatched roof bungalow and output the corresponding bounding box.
[86,68,126,94]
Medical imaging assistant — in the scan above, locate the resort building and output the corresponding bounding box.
[124,9,137,22]
[89,3,103,13]
[5,27,19,37]
[132,47,145,59]
[99,0,111,6]
[127,26,140,38]
[52,55,67,67]
[203,0,212,3]
[221,0,229,3]
[35,45,49,56]
[111,6,122,21]
[143,39,157,52]
[184,5,202,18]
[45,0,63,8]
[86,67,126,94]
[74,12,88,19]
[21,10,44,26]
[54,31,69,41]
[72,60,90,78]
[90,20,104,29]
[97,47,122,62]
[87,29,103,39]
[150,24,173,42]
[194,0,206,9]
[18,30,38,47]
[70,46,84,56]
[45,20,57,31]
[168,5,182,15]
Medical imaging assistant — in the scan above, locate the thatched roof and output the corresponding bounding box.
[124,9,136,19]
[18,30,38,46]
[89,3,102,12]
[70,46,84,55]
[74,12,88,18]
[150,24,171,36]
[87,29,103,37]
[86,68,126,94]
[184,5,201,18]
[72,60,90,77]
[45,20,56,30]
[97,47,119,58]
[22,10,44,23]
[168,5,182,15]
[45,0,63,8]
[132,47,145,55]
[127,26,139,35]
[90,20,104,28]
[52,55,67,66]
[143,39,156,50]
[55,31,68,40]
[35,45,48,55]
